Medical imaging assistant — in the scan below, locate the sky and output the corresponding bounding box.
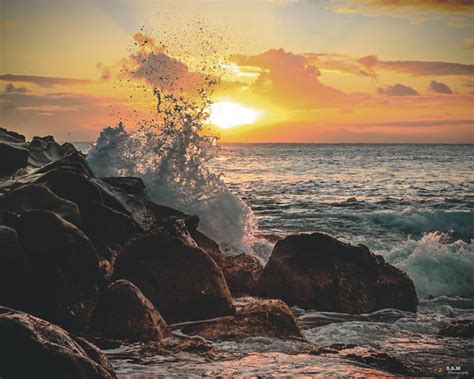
[0,0,473,143]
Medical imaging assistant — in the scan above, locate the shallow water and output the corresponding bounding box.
[77,141,474,377]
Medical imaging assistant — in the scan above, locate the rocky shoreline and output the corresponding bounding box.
[1,127,466,378]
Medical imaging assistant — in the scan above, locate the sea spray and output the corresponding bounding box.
[87,29,261,253]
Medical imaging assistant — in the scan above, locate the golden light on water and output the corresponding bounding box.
[209,101,259,129]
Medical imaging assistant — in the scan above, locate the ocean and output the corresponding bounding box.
[76,141,474,377]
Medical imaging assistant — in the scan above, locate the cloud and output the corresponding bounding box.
[359,56,474,76]
[378,83,419,96]
[0,74,91,87]
[121,32,212,94]
[429,80,453,94]
[4,83,30,94]
[331,0,474,14]
[231,49,346,108]
[305,53,378,78]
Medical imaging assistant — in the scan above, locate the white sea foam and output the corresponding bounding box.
[384,232,474,298]
[371,207,473,238]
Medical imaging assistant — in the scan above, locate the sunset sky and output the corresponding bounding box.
[1,0,473,143]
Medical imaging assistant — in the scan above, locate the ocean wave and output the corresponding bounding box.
[371,207,473,238]
[384,232,474,299]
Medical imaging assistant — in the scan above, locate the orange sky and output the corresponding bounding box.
[0,0,473,143]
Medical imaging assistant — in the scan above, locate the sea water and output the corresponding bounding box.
[80,140,474,376]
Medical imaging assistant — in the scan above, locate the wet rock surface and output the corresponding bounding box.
[179,297,303,340]
[439,318,474,338]
[114,232,235,324]
[91,280,168,342]
[258,232,418,313]
[0,306,116,379]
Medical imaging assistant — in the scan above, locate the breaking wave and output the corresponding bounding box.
[371,207,473,239]
[384,232,474,299]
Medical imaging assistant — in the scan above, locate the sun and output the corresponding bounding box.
[209,101,259,129]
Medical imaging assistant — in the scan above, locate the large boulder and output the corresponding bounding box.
[0,306,116,379]
[0,183,81,226]
[91,280,168,342]
[114,232,235,324]
[180,298,303,340]
[6,210,105,334]
[258,233,418,313]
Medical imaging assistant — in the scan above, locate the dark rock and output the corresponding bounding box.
[180,298,303,340]
[439,319,474,338]
[0,306,116,379]
[141,336,220,360]
[0,226,28,307]
[258,233,418,313]
[27,135,72,167]
[0,127,26,143]
[114,232,235,323]
[34,152,94,178]
[91,279,168,342]
[220,254,263,295]
[191,230,263,295]
[0,183,81,226]
[310,344,410,376]
[102,177,146,196]
[11,210,104,334]
[0,142,29,176]
[82,200,141,244]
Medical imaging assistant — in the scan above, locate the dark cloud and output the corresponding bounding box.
[5,83,30,93]
[378,83,419,96]
[0,74,91,87]
[429,80,453,94]
[359,56,474,76]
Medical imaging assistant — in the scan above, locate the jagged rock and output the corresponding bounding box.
[27,135,75,167]
[35,152,95,178]
[91,280,168,342]
[102,177,146,196]
[0,306,116,379]
[258,233,418,313]
[114,232,235,324]
[0,127,26,143]
[439,319,474,338]
[8,210,104,334]
[0,183,81,226]
[0,142,29,176]
[141,336,220,360]
[180,298,303,340]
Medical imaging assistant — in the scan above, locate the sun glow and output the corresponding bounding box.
[209,101,259,129]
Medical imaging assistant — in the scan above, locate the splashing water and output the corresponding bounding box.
[88,55,258,252]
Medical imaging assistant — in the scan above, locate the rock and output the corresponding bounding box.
[27,135,74,167]
[114,232,235,324]
[219,254,263,295]
[180,298,303,340]
[11,210,104,334]
[0,226,28,307]
[36,169,140,244]
[0,183,81,226]
[439,319,474,338]
[0,142,29,176]
[191,230,263,295]
[0,306,116,379]
[91,279,168,342]
[35,152,94,178]
[310,344,410,376]
[102,177,146,196]
[0,127,26,143]
[258,233,418,313]
[141,336,220,360]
